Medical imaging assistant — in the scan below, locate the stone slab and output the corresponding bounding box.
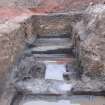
[21,100,79,105]
[15,79,73,95]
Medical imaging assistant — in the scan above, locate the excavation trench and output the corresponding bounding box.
[3,13,105,105]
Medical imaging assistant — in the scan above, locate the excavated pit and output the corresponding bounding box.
[2,13,105,105]
[11,33,105,105]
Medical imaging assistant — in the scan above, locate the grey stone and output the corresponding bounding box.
[15,79,73,95]
[73,4,105,79]
[21,100,77,105]
[72,80,105,95]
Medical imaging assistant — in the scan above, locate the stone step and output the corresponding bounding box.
[21,100,74,105]
[23,54,74,62]
[32,54,71,58]
[36,38,71,46]
[15,79,73,95]
[27,38,72,48]
[72,80,105,96]
[36,38,71,43]
[25,49,72,54]
[38,33,71,38]
[15,95,105,105]
[36,57,74,65]
[32,54,74,63]
[25,43,72,54]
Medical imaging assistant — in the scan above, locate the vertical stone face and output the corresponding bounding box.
[32,15,73,37]
[73,4,105,79]
[0,14,39,105]
[22,16,36,40]
[0,22,26,97]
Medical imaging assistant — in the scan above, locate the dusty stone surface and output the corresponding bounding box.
[0,22,25,96]
[22,100,72,105]
[31,14,73,37]
[72,79,105,95]
[73,4,105,79]
[0,14,35,99]
[15,79,73,95]
[16,96,105,105]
